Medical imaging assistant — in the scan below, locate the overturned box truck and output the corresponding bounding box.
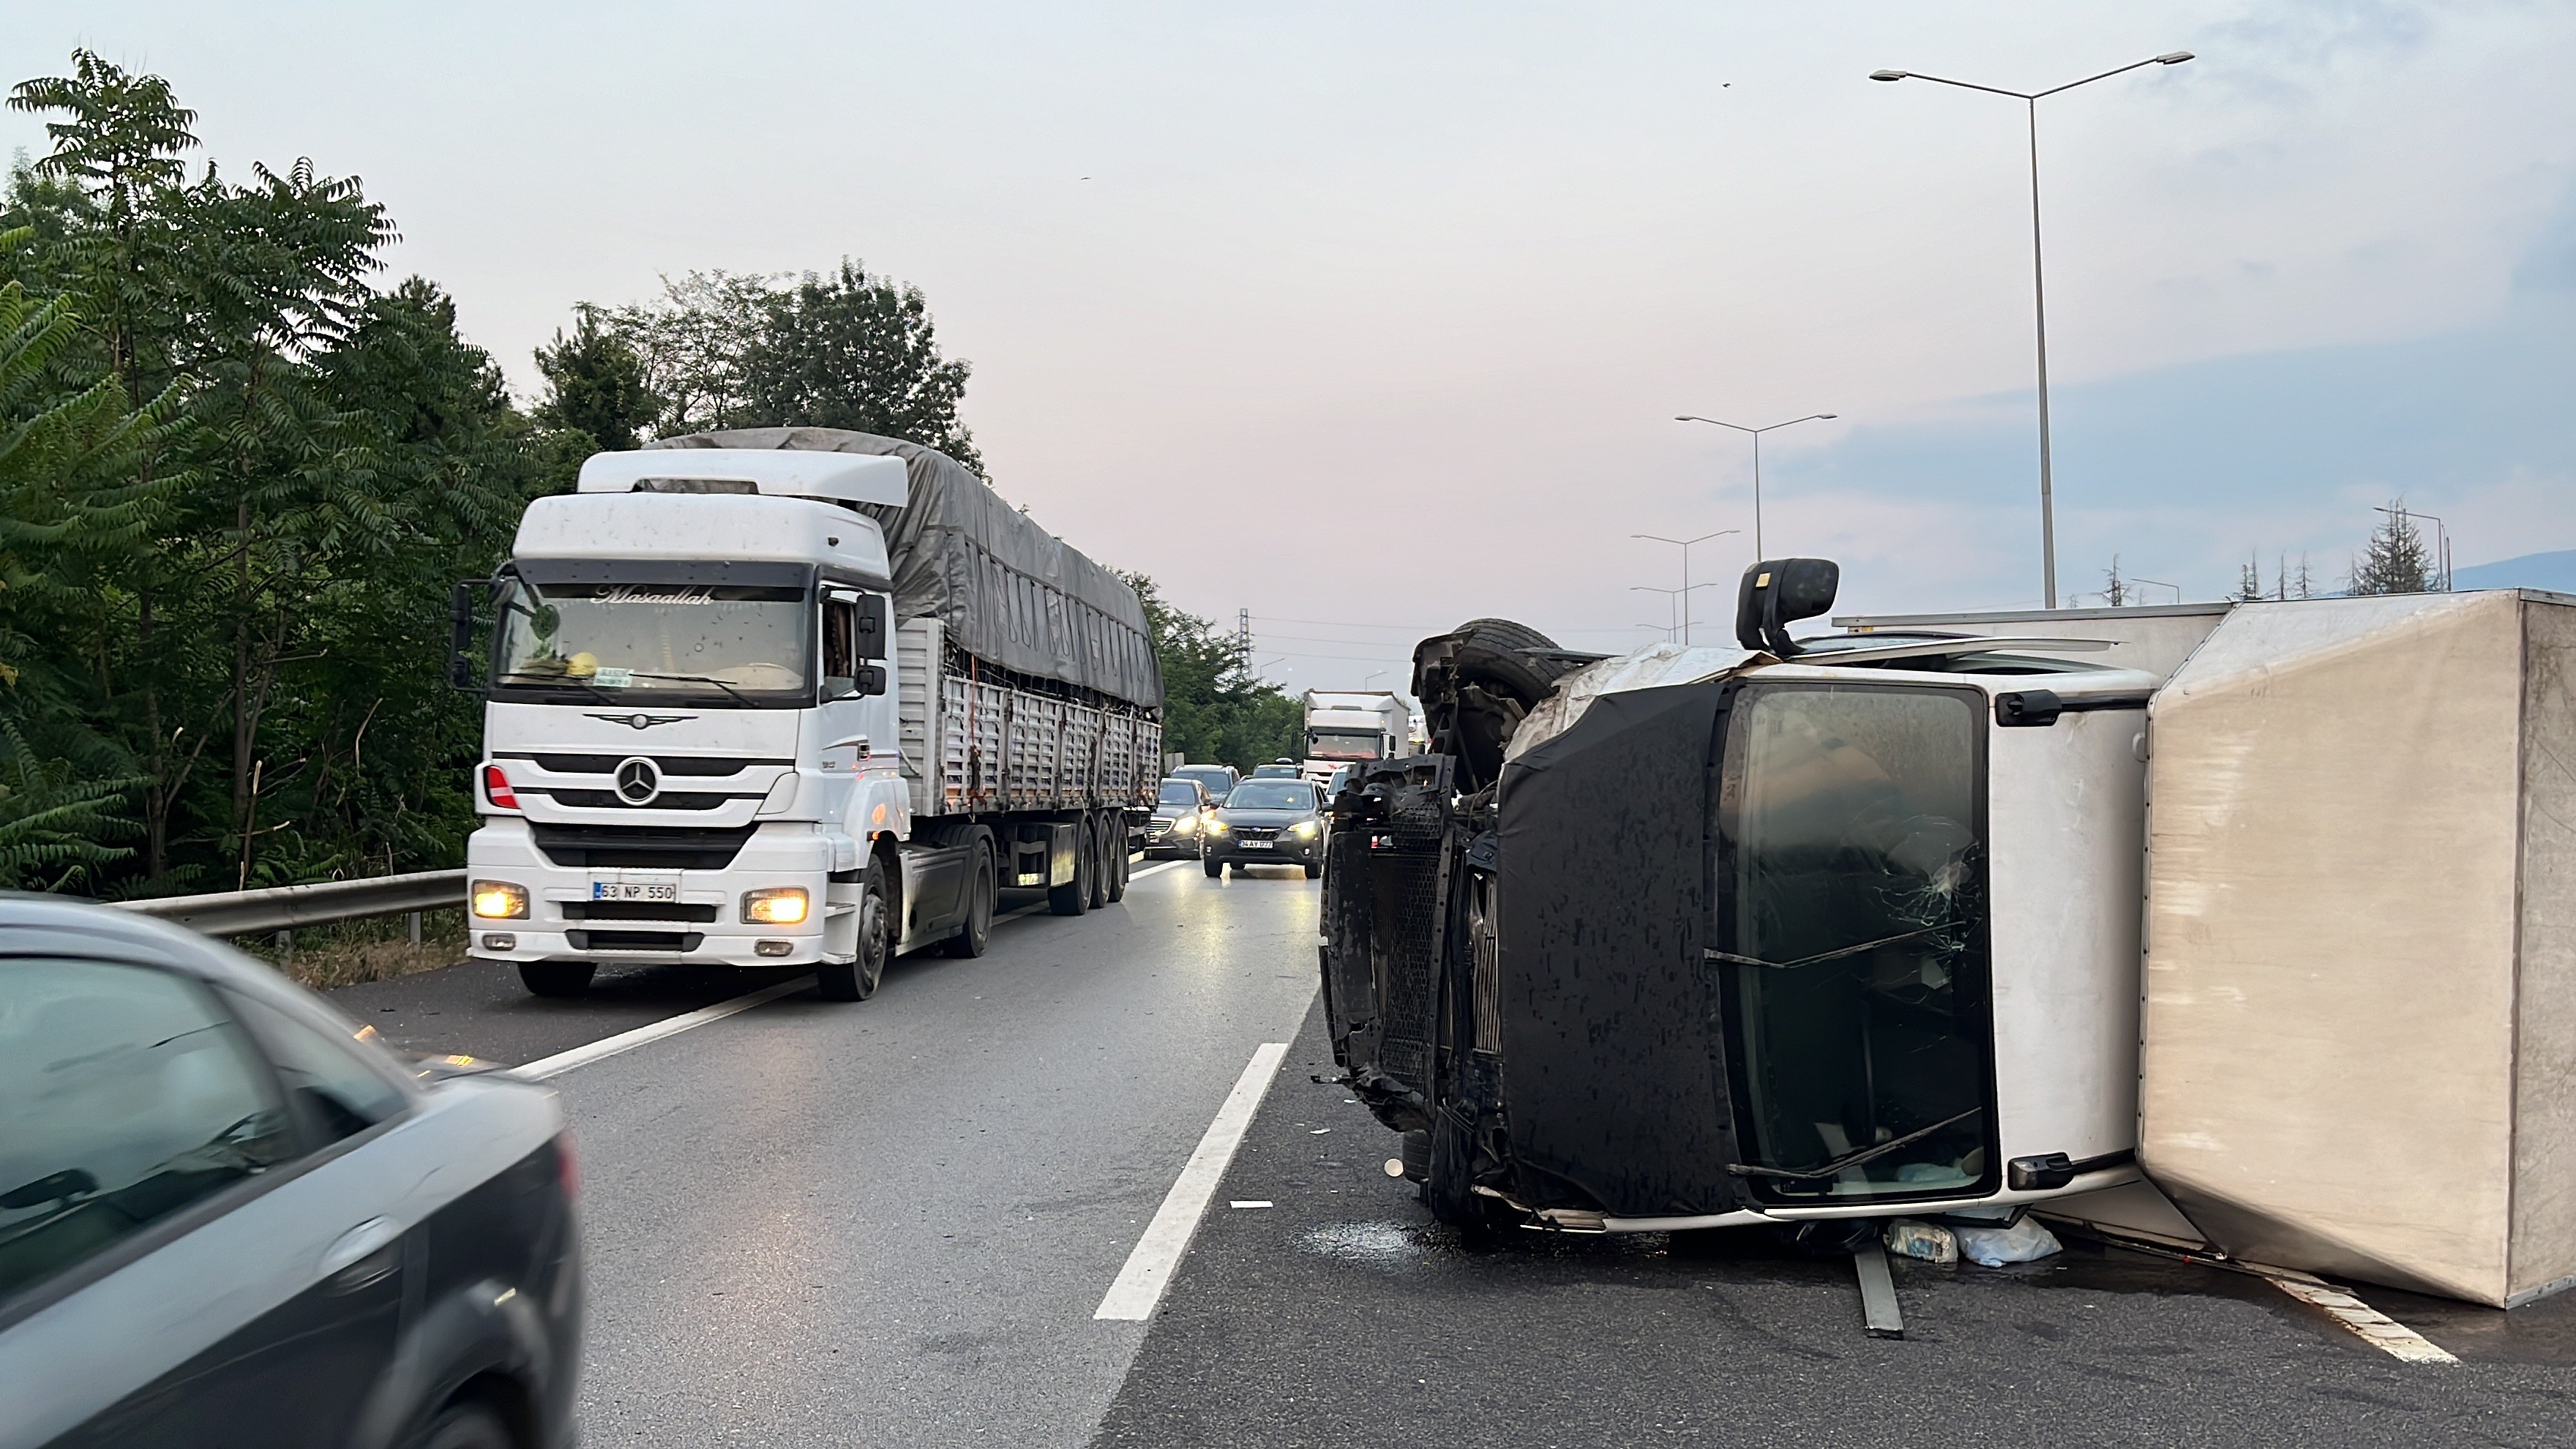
[1324,564,2576,1307]
[453,428,1161,1002]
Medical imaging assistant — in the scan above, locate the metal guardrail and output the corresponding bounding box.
[116,869,467,937]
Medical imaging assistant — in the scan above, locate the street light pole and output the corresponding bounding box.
[1871,51,2193,610]
[1628,533,1739,645]
[1674,414,1837,560]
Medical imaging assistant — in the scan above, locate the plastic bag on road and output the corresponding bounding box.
[1883,1219,1959,1265]
[1952,1216,2063,1267]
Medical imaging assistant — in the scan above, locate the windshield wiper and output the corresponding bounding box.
[1703,924,1949,972]
[624,672,759,708]
[1728,1108,1982,1183]
[498,672,620,705]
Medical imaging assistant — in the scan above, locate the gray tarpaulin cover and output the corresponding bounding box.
[648,427,1161,708]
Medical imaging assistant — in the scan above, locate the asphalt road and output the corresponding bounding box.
[340,857,1324,1446]
[333,861,2576,1447]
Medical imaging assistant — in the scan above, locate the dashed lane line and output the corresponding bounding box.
[2264,1271,2458,1365]
[1095,1041,1294,1322]
[518,855,1196,1080]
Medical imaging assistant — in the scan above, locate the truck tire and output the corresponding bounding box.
[410,1399,511,1449]
[519,962,594,998]
[939,837,995,958]
[1204,858,1224,879]
[1087,813,1113,910]
[820,862,891,1000]
[1107,822,1131,902]
[1051,818,1093,916]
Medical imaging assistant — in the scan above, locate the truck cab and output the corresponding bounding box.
[460,450,917,1001]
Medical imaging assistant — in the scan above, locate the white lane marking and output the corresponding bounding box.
[515,976,815,1080]
[2265,1273,2459,1364]
[517,858,1197,1081]
[1094,1041,1292,1321]
[1229,1201,1273,1210]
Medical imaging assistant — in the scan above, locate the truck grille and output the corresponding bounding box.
[542,789,741,812]
[531,825,758,871]
[511,754,786,776]
[565,929,703,952]
[558,901,720,924]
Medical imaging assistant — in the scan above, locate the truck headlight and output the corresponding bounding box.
[741,887,810,925]
[471,880,528,919]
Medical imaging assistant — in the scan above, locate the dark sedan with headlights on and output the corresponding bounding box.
[1144,777,1216,859]
[1200,779,1330,878]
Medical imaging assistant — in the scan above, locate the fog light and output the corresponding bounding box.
[471,880,528,919]
[482,933,517,951]
[741,886,809,925]
[755,940,793,958]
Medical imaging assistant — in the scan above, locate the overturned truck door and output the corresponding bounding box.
[1323,618,1751,1225]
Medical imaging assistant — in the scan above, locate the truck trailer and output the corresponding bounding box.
[1322,561,2576,1306]
[454,428,1161,1003]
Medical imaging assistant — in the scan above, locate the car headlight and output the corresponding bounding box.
[1290,820,1322,838]
[471,880,528,919]
[1172,816,1198,834]
[741,887,810,925]
[1205,820,1229,834]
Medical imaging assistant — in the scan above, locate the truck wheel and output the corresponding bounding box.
[519,962,594,998]
[1050,819,1093,916]
[1204,858,1224,879]
[940,839,995,958]
[820,862,891,1000]
[1108,825,1131,902]
[1087,814,1113,910]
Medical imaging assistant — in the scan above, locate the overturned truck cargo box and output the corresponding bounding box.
[2141,588,2576,1307]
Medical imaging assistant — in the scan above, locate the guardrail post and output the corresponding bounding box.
[408,910,422,947]
[275,929,293,964]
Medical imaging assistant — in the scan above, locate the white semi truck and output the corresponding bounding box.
[1299,689,1416,787]
[453,429,1161,1003]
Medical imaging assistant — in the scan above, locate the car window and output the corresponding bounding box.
[1227,783,1320,810]
[225,992,410,1145]
[0,959,298,1303]
[1158,782,1201,806]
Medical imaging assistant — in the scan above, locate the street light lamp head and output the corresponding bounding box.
[1869,69,1908,81]
[1819,413,1838,419]
[2157,51,2195,64]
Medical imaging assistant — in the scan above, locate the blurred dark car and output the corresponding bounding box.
[1144,778,1215,859]
[0,896,580,1449]
[1325,763,1353,801]
[1248,760,1302,779]
[1202,779,1329,878]
[1167,763,1239,806]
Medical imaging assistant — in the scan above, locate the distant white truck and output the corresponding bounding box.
[1299,690,1416,787]
[454,429,1161,1003]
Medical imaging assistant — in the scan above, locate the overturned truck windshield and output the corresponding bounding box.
[1322,568,2010,1232]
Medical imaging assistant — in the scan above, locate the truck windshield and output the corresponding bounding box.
[1306,728,1384,760]
[1715,681,1991,1202]
[490,578,810,705]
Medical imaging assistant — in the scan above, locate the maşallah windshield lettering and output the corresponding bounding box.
[494,580,811,701]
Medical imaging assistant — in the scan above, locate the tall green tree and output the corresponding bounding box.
[534,306,659,452]
[1119,572,1300,769]
[1,51,544,895]
[2348,501,2435,596]
[593,262,982,472]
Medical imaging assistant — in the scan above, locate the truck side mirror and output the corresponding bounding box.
[1734,558,1840,658]
[855,664,887,697]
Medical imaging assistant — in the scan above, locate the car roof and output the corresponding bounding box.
[0,894,390,1050]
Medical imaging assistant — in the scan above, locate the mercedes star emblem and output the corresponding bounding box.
[613,757,663,805]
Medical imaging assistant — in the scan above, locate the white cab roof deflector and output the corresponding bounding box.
[577,449,910,507]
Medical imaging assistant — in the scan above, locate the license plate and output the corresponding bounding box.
[1240,839,1273,850]
[592,880,678,902]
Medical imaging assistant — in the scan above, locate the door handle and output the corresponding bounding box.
[321,1216,402,1289]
